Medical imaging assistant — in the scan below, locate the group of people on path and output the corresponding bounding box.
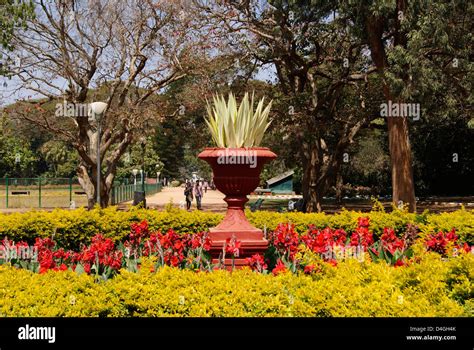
[184,179,209,210]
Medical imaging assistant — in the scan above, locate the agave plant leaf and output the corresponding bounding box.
[204,91,272,148]
[226,93,237,147]
[205,101,222,147]
[237,92,249,147]
[253,101,272,146]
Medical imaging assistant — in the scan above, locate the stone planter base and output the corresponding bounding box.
[198,147,276,269]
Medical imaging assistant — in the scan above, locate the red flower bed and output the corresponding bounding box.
[0,217,471,278]
[425,229,470,256]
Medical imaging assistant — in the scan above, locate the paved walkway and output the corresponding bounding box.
[126,186,227,212]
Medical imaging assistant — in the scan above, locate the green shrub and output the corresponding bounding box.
[0,207,222,249]
[0,207,472,249]
[0,252,471,317]
[419,209,474,244]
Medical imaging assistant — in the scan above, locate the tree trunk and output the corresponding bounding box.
[100,182,111,208]
[387,117,416,211]
[77,163,113,209]
[77,164,96,209]
[301,133,351,213]
[335,172,343,205]
[366,15,417,212]
[302,141,323,213]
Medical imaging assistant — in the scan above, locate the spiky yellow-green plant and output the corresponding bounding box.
[205,92,272,148]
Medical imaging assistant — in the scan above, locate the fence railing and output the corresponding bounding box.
[0,178,162,209]
[110,182,162,205]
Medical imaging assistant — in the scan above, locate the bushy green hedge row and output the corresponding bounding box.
[0,207,221,249]
[247,208,474,243]
[0,252,472,317]
[0,206,473,249]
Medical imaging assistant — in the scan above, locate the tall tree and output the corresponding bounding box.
[200,0,382,212]
[39,140,78,178]
[0,113,37,177]
[340,0,473,211]
[6,0,207,208]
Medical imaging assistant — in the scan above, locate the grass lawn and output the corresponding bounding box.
[0,187,88,209]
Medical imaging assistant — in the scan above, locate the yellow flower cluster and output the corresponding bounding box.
[0,252,471,317]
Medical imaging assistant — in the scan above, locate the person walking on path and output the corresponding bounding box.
[204,180,209,193]
[194,180,203,210]
[184,180,193,210]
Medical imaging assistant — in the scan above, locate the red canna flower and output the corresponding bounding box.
[304,264,316,274]
[380,228,405,254]
[245,254,267,272]
[350,226,374,249]
[272,259,287,276]
[174,240,185,252]
[302,226,347,259]
[357,217,370,228]
[271,223,300,260]
[225,237,241,258]
[129,220,150,246]
[425,229,461,256]
[83,263,91,274]
[170,255,180,267]
[186,232,211,251]
[34,237,56,250]
[38,249,55,272]
[394,259,405,267]
[462,243,471,253]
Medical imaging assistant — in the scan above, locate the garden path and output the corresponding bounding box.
[133,186,227,212]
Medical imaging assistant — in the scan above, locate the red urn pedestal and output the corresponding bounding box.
[198,147,277,268]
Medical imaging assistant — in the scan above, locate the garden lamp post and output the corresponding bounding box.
[132,169,138,188]
[155,163,161,185]
[132,136,147,207]
[88,101,108,206]
[15,153,21,178]
[140,136,146,193]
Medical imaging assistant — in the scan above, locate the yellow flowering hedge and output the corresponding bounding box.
[0,206,473,249]
[0,252,472,317]
[0,206,222,249]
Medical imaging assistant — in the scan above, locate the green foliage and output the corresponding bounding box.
[0,207,222,250]
[342,129,391,195]
[39,140,78,178]
[418,209,474,245]
[0,114,38,177]
[153,118,185,180]
[0,251,471,316]
[0,0,35,53]
[1,207,472,249]
[115,137,163,183]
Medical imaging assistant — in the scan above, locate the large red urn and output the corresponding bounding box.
[198,147,276,268]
